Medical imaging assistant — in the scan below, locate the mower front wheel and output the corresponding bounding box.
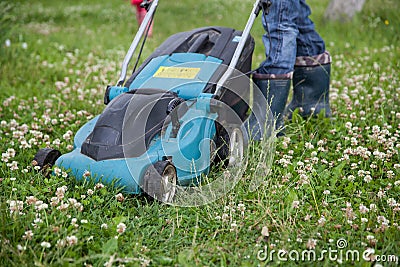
[32,148,61,176]
[142,161,177,203]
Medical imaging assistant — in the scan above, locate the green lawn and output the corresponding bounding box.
[1,0,399,266]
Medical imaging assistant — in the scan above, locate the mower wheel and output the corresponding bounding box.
[32,148,61,175]
[143,161,177,203]
[214,125,245,167]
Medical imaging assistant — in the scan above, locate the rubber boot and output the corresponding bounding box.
[286,62,331,119]
[245,74,291,140]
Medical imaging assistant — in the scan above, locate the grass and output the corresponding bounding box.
[1,0,399,266]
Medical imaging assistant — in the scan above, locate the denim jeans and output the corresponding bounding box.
[258,0,326,75]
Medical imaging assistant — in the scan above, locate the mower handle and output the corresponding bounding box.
[117,0,159,86]
[214,0,270,97]
[117,0,269,88]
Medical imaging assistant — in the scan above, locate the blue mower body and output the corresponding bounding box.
[54,26,255,196]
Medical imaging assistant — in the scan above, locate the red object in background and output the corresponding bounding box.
[130,0,153,36]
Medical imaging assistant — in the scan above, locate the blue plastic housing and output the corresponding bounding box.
[56,53,220,193]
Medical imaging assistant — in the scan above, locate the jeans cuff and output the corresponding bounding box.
[295,51,332,66]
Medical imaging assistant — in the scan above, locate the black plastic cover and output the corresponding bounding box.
[81,89,180,161]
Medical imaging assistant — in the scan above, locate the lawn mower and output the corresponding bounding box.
[33,0,273,203]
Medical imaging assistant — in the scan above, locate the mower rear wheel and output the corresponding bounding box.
[214,125,245,167]
[143,161,177,203]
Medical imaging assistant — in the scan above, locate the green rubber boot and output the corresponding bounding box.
[245,73,291,140]
[286,53,332,119]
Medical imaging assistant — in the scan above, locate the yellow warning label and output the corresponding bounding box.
[153,66,200,79]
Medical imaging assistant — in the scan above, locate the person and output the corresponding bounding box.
[247,0,331,139]
[131,0,153,36]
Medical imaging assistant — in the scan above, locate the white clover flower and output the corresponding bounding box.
[377,189,385,198]
[351,137,358,146]
[35,202,48,211]
[17,244,26,251]
[116,222,126,234]
[377,215,389,224]
[297,161,304,167]
[387,198,396,207]
[21,42,28,49]
[306,238,317,250]
[56,186,67,199]
[50,197,59,207]
[22,230,34,240]
[63,130,73,141]
[366,235,374,240]
[9,200,24,214]
[347,175,355,182]
[318,215,326,226]
[66,236,78,246]
[345,122,352,129]
[359,204,369,214]
[56,239,66,248]
[19,140,31,149]
[25,196,37,205]
[41,241,51,248]
[57,203,69,211]
[52,138,61,146]
[54,167,62,176]
[369,204,377,212]
[364,175,372,183]
[115,193,125,202]
[7,161,19,171]
[305,142,314,150]
[101,223,108,229]
[95,183,105,190]
[5,39,11,47]
[33,217,43,224]
[237,203,246,212]
[74,202,84,212]
[292,200,300,209]
[230,221,238,232]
